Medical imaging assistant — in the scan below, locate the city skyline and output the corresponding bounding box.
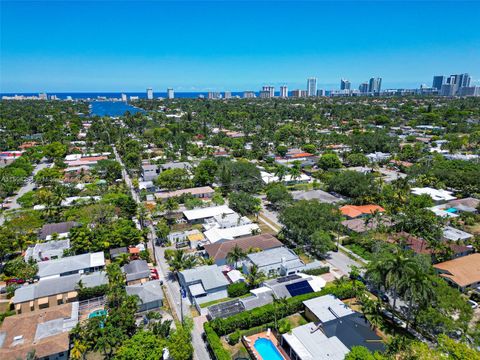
[1,1,480,92]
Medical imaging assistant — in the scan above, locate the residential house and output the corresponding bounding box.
[411,187,456,204]
[339,205,385,219]
[203,223,260,245]
[141,164,159,181]
[388,232,472,262]
[366,152,390,162]
[109,247,128,260]
[302,295,385,353]
[167,229,204,248]
[204,234,283,266]
[178,265,229,305]
[434,253,480,291]
[24,239,70,262]
[37,252,105,280]
[183,205,234,224]
[160,161,190,172]
[292,190,342,204]
[446,197,479,214]
[126,281,164,312]
[243,247,323,276]
[342,216,394,233]
[0,302,79,360]
[13,272,107,314]
[442,226,473,242]
[281,323,350,360]
[154,186,214,202]
[260,171,311,185]
[122,260,150,285]
[39,221,79,240]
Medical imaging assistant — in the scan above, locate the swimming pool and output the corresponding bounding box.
[254,338,284,360]
[445,207,457,213]
[88,309,107,319]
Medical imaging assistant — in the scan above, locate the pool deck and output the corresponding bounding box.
[244,331,290,360]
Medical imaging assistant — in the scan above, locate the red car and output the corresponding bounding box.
[6,278,25,285]
[150,269,159,280]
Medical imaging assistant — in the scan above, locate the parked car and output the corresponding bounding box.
[468,299,478,309]
[150,268,159,280]
[6,278,25,285]
[381,310,407,328]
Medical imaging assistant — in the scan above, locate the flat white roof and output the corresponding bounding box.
[443,226,473,241]
[411,187,456,202]
[204,223,260,244]
[282,323,349,360]
[303,294,354,323]
[183,205,234,221]
[260,171,310,184]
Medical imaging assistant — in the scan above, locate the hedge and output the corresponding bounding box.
[302,266,330,276]
[210,281,362,336]
[204,322,231,360]
[227,282,250,298]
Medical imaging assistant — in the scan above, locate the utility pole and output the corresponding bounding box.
[179,288,184,324]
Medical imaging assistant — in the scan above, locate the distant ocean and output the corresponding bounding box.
[0,91,251,100]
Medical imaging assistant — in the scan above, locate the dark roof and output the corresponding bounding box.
[110,247,128,258]
[388,232,472,257]
[323,312,385,353]
[204,234,283,261]
[39,221,79,240]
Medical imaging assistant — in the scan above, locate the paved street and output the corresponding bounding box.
[113,145,210,360]
[325,249,361,276]
[258,199,364,276]
[0,161,50,226]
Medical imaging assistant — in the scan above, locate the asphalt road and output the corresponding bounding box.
[114,145,211,360]
[0,161,50,226]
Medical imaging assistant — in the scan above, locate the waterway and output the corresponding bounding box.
[89,101,146,117]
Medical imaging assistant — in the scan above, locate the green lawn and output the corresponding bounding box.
[344,243,374,261]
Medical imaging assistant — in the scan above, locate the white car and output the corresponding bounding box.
[468,299,478,309]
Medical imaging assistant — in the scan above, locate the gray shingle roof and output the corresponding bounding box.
[122,260,150,282]
[37,252,105,278]
[13,272,108,304]
[24,239,70,262]
[39,221,79,240]
[180,265,229,290]
[247,247,299,267]
[126,281,163,304]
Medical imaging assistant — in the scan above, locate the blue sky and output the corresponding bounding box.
[1,1,479,92]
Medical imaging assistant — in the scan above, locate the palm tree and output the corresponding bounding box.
[246,264,265,289]
[201,257,215,265]
[399,270,434,330]
[115,253,131,266]
[226,245,246,268]
[366,249,415,319]
[360,295,384,330]
[169,249,187,274]
[271,294,288,331]
[274,165,288,182]
[288,162,302,182]
[70,340,88,360]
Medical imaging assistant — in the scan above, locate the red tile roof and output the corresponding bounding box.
[340,205,385,219]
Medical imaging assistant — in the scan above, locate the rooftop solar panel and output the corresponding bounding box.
[277,274,301,283]
[286,280,314,297]
[208,299,245,319]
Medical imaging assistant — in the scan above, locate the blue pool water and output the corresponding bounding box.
[254,338,284,360]
[88,309,107,319]
[446,207,458,213]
